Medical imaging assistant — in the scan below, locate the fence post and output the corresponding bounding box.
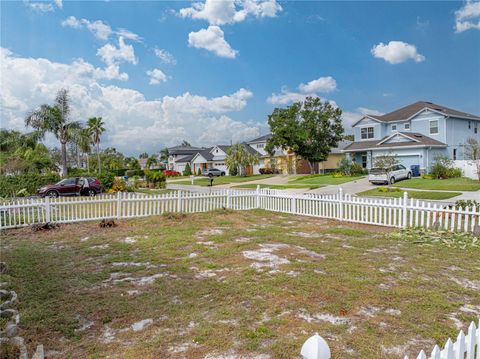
[402,191,408,228]
[226,189,231,209]
[177,190,182,212]
[256,185,261,209]
[338,188,344,221]
[44,196,51,223]
[291,195,296,214]
[117,191,122,219]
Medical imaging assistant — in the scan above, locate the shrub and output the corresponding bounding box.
[146,170,166,188]
[183,163,192,176]
[0,173,60,198]
[197,168,202,176]
[446,167,462,178]
[108,177,127,193]
[229,166,238,176]
[332,172,344,178]
[350,163,364,176]
[95,172,115,191]
[337,157,351,176]
[455,199,480,209]
[164,170,180,177]
[125,169,144,178]
[430,156,457,179]
[259,168,274,175]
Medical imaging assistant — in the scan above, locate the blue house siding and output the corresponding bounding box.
[446,117,480,160]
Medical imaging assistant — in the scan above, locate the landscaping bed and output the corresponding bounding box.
[392,177,480,191]
[1,211,479,358]
[357,188,462,200]
[173,174,274,186]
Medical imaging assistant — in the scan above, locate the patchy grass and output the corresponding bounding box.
[231,183,323,190]
[392,177,480,191]
[357,188,462,200]
[289,174,364,186]
[1,211,479,359]
[174,174,274,187]
[134,188,177,195]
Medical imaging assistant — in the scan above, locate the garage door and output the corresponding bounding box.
[397,154,420,170]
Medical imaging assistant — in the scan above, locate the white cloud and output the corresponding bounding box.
[188,26,238,58]
[268,76,337,105]
[341,107,384,129]
[455,0,480,32]
[62,16,112,40]
[179,0,282,25]
[298,76,337,93]
[147,69,168,85]
[27,2,54,12]
[154,48,177,65]
[371,41,425,64]
[97,37,137,66]
[61,16,142,42]
[54,0,62,9]
[0,48,261,155]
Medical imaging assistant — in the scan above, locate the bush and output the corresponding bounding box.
[336,158,351,176]
[259,168,274,174]
[0,173,60,198]
[183,163,192,176]
[332,172,344,178]
[125,169,144,178]
[95,172,115,191]
[229,166,238,176]
[197,168,202,176]
[350,163,364,176]
[145,170,166,188]
[430,155,459,179]
[455,199,480,209]
[107,177,127,193]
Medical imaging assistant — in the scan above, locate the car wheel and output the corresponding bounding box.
[407,172,412,179]
[221,172,225,176]
[208,174,213,178]
[46,190,58,198]
[390,177,395,184]
[87,189,96,197]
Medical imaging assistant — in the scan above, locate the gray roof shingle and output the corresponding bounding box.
[343,132,447,152]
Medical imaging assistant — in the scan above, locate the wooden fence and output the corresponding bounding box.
[1,188,480,232]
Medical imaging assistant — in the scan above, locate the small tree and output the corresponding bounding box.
[464,137,480,180]
[197,167,202,176]
[225,143,259,176]
[183,162,192,176]
[336,157,352,176]
[146,155,158,169]
[430,155,454,179]
[373,152,399,184]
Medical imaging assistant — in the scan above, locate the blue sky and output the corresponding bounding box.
[1,0,479,155]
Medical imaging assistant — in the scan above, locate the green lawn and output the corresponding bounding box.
[392,177,480,191]
[1,211,478,358]
[289,174,364,186]
[231,183,323,190]
[134,188,176,195]
[173,174,274,187]
[357,188,462,200]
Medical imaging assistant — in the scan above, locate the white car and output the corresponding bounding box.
[369,164,412,185]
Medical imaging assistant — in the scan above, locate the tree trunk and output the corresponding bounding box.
[86,153,90,174]
[309,160,315,175]
[61,141,67,177]
[96,142,101,174]
[76,144,81,168]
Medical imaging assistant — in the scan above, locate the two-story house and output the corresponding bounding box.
[167,145,204,173]
[343,101,480,173]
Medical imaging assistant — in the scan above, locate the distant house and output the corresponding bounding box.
[246,134,351,174]
[167,145,204,173]
[343,101,480,172]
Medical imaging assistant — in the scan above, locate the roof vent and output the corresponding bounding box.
[414,134,423,138]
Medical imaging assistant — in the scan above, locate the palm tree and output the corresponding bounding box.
[159,147,169,167]
[87,117,105,174]
[146,155,158,169]
[25,89,80,177]
[74,128,92,173]
[225,144,259,176]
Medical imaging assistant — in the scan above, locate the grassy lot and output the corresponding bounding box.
[357,188,462,200]
[173,174,274,187]
[289,174,364,186]
[392,177,480,191]
[1,211,479,358]
[231,183,323,190]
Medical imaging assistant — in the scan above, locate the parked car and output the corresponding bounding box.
[37,177,101,198]
[369,164,412,185]
[164,170,180,177]
[202,168,226,177]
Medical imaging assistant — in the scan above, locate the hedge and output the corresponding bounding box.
[0,173,61,198]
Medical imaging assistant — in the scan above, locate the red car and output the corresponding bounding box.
[164,170,180,177]
[37,177,101,198]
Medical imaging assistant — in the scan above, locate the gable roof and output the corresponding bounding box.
[364,101,480,123]
[343,132,447,152]
[247,134,271,143]
[168,145,204,155]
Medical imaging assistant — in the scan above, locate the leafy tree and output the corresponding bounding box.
[183,162,192,176]
[265,97,344,174]
[146,155,158,169]
[225,143,259,176]
[126,157,141,170]
[373,152,399,183]
[139,152,149,159]
[464,137,480,180]
[343,134,354,141]
[159,148,170,162]
[25,89,81,177]
[87,117,105,174]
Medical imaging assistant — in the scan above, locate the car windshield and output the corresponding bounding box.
[56,178,77,185]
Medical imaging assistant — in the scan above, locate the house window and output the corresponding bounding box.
[391,124,397,131]
[469,121,471,129]
[404,123,410,130]
[361,127,374,139]
[257,143,264,148]
[361,154,367,168]
[430,120,439,134]
[453,149,457,160]
[475,124,478,134]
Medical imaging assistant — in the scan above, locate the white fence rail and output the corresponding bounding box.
[1,188,480,232]
[404,320,480,359]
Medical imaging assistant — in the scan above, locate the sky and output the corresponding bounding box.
[1,0,480,156]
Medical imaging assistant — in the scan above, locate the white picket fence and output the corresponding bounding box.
[404,320,480,359]
[1,188,480,231]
